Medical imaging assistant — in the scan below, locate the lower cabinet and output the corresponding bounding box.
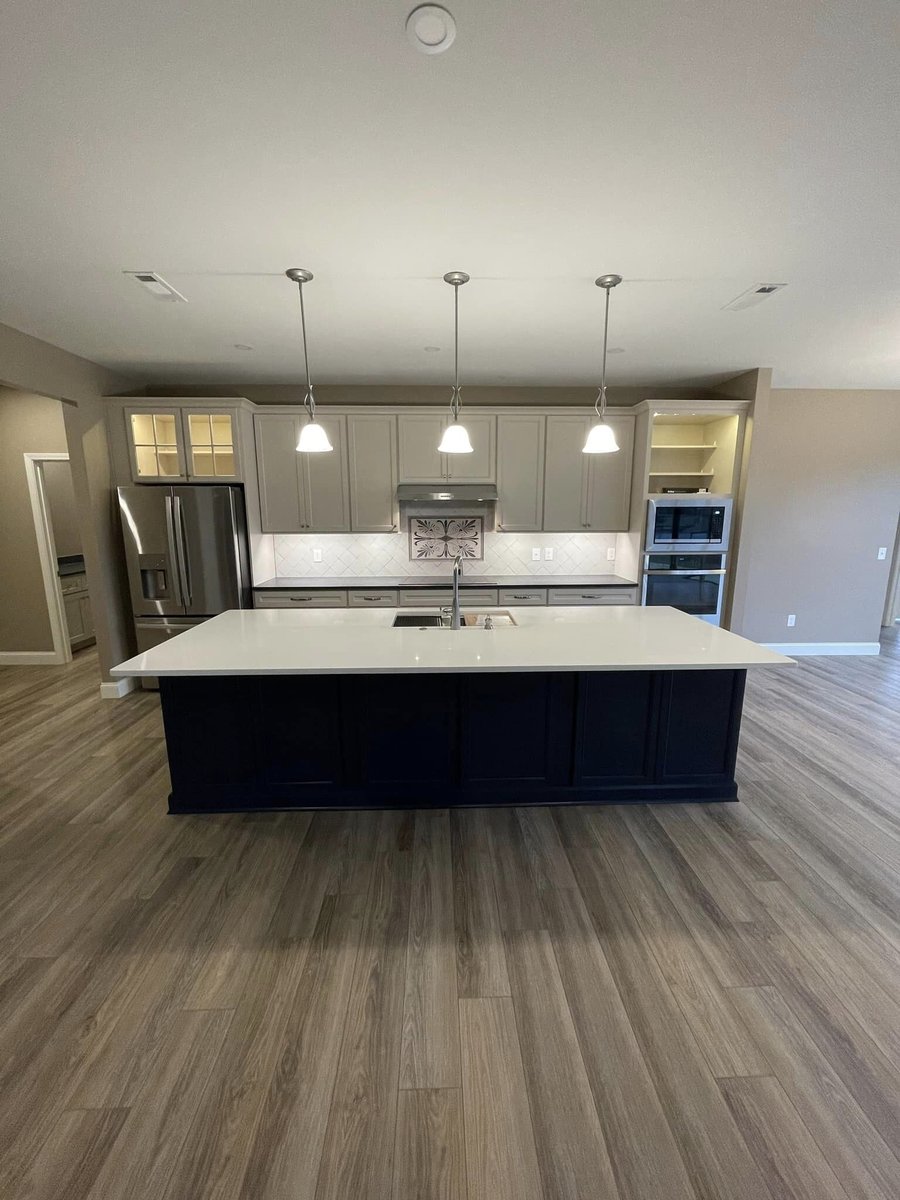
[161,668,746,811]
[62,578,94,647]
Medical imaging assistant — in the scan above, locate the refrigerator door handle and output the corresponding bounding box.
[173,495,193,607]
[164,493,184,607]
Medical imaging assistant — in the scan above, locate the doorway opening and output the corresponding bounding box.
[23,452,95,664]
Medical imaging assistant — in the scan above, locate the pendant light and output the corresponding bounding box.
[583,273,623,454]
[437,271,474,454]
[285,268,333,452]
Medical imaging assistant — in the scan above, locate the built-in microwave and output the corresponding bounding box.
[645,495,733,553]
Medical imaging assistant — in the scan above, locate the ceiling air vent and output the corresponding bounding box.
[722,283,787,312]
[124,271,187,302]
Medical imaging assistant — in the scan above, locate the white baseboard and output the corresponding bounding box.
[763,641,881,657]
[100,677,137,700]
[0,650,62,666]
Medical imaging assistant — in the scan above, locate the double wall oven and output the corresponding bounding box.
[643,497,733,625]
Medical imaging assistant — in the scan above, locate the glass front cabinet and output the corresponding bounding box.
[125,405,242,482]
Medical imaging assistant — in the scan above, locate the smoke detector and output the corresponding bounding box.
[124,271,187,302]
[722,283,787,311]
[406,5,456,55]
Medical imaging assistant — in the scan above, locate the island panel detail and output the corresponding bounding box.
[159,668,746,811]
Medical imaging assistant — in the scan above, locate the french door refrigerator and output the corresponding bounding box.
[117,485,251,688]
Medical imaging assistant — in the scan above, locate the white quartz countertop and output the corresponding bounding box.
[111,607,794,677]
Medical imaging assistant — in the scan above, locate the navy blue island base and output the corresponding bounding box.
[159,667,747,812]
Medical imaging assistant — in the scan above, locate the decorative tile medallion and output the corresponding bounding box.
[409,517,484,561]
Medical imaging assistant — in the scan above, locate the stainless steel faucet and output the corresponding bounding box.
[451,551,463,629]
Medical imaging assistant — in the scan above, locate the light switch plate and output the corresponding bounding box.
[531,547,541,561]
[544,547,554,561]
[606,547,616,561]
[877,546,888,560]
[787,613,796,627]
[313,548,323,563]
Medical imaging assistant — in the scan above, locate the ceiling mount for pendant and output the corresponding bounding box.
[437,271,474,454]
[583,273,623,454]
[285,267,333,453]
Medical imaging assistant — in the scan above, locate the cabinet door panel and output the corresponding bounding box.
[254,414,305,531]
[347,413,398,532]
[542,416,590,531]
[64,593,84,640]
[125,407,187,482]
[496,414,544,531]
[184,409,241,481]
[302,414,349,531]
[446,414,496,482]
[398,415,447,482]
[584,414,634,530]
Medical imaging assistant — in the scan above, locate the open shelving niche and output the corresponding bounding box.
[648,412,740,494]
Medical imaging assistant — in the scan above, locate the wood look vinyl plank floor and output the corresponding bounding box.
[0,634,899,1199]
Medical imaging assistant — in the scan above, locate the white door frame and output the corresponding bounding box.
[22,452,72,665]
[883,514,900,628]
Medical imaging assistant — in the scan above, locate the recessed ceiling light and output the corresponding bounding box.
[424,345,441,352]
[607,347,625,355]
[722,283,787,312]
[124,271,187,302]
[234,343,255,351]
[406,5,456,55]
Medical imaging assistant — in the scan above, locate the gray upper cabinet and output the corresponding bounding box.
[397,412,496,483]
[347,413,398,532]
[255,413,304,530]
[255,412,349,532]
[398,414,447,483]
[496,414,545,531]
[543,413,634,531]
[446,413,496,482]
[543,416,591,531]
[584,414,634,531]
[302,414,349,531]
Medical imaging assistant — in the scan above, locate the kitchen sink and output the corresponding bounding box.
[391,611,517,629]
[391,613,444,628]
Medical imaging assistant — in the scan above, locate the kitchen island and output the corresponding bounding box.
[111,607,792,812]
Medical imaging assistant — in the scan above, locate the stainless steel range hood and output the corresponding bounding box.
[397,483,498,504]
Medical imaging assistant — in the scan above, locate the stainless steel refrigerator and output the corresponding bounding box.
[117,485,251,688]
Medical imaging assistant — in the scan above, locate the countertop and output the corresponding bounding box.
[253,574,638,589]
[111,606,793,678]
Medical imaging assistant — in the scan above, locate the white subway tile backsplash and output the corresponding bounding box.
[273,530,623,578]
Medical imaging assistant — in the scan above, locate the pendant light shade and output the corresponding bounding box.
[583,273,623,454]
[438,270,473,453]
[285,267,332,453]
[438,422,474,454]
[583,420,619,453]
[296,421,333,453]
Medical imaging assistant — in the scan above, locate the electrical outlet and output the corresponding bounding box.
[531,547,541,562]
[877,546,888,560]
[313,548,323,563]
[787,613,796,627]
[606,547,616,561]
[544,547,554,561]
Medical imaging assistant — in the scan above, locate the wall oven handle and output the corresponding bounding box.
[643,569,727,576]
[164,494,183,607]
[173,496,192,607]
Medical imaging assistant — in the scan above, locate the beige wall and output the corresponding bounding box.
[0,322,139,679]
[731,388,900,646]
[43,459,83,558]
[0,388,69,652]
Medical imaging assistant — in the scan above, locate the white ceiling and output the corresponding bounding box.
[1,1,898,389]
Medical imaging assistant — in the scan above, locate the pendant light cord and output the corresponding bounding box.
[451,280,461,421]
[296,281,316,421]
[595,282,611,421]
